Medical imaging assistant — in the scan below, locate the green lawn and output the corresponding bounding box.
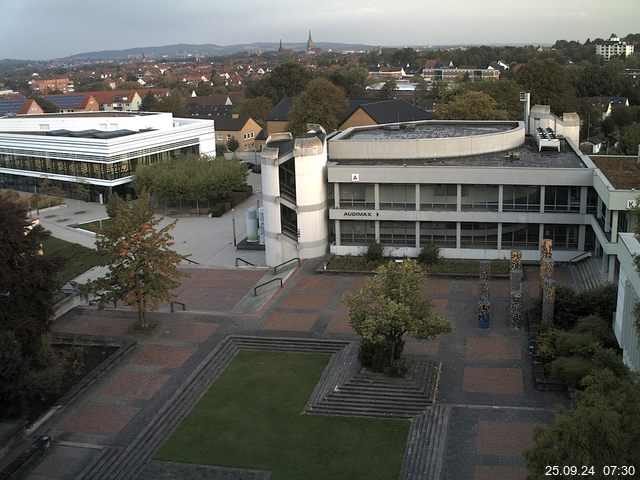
[155,350,409,480]
[71,218,112,233]
[41,237,103,285]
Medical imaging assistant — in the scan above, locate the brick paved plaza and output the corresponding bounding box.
[24,262,571,479]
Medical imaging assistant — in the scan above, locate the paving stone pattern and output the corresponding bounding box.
[26,261,574,480]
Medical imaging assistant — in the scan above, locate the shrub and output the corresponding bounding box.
[251,164,262,174]
[365,242,384,263]
[572,314,617,348]
[25,363,63,402]
[358,339,405,375]
[0,331,28,417]
[546,355,594,387]
[418,245,440,266]
[554,331,599,357]
[535,327,560,362]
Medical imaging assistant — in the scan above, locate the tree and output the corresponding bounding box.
[436,90,509,120]
[379,77,397,99]
[621,122,640,155]
[156,91,186,117]
[286,77,347,135]
[235,96,273,124]
[140,90,160,111]
[516,58,577,114]
[0,192,59,356]
[525,369,640,479]
[83,192,185,328]
[330,66,370,97]
[445,79,523,120]
[343,259,452,373]
[245,62,314,104]
[227,136,240,152]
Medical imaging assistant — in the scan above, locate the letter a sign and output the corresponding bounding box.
[351,173,359,182]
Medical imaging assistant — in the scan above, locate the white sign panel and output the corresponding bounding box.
[351,173,359,182]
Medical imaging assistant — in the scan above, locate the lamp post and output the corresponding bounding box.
[232,208,237,247]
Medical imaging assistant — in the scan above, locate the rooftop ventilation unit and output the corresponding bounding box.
[535,126,560,152]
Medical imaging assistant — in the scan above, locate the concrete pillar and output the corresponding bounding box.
[579,186,588,215]
[539,185,545,213]
[608,255,616,283]
[415,184,420,212]
[498,185,504,213]
[335,220,341,247]
[578,224,586,251]
[605,207,611,232]
[456,222,461,249]
[374,184,380,210]
[539,224,545,245]
[415,221,420,249]
[334,183,340,209]
[497,223,502,250]
[611,210,619,243]
[457,184,462,212]
[597,196,603,219]
[375,220,380,243]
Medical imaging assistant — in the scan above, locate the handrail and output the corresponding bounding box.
[569,251,592,263]
[170,301,186,312]
[254,278,283,296]
[181,256,200,265]
[273,257,300,275]
[235,257,256,267]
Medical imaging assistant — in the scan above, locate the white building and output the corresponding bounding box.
[613,233,640,371]
[0,111,215,202]
[595,35,635,61]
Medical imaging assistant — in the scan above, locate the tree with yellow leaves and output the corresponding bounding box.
[83,191,185,328]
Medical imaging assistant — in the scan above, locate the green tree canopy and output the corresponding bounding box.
[621,122,640,155]
[83,192,185,328]
[378,77,397,99]
[235,96,273,124]
[140,90,160,111]
[516,58,577,114]
[329,66,370,97]
[246,62,314,104]
[343,259,452,372]
[444,79,524,120]
[436,90,509,120]
[0,192,59,356]
[286,77,347,135]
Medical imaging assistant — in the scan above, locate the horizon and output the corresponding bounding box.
[0,0,638,61]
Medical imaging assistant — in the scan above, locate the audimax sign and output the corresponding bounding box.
[343,211,379,217]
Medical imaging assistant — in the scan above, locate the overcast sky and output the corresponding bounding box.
[1,0,638,60]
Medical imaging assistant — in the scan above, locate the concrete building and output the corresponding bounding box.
[595,34,635,61]
[0,111,215,202]
[29,77,74,94]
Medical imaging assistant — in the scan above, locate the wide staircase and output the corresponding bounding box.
[571,256,608,293]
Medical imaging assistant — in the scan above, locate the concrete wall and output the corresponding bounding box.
[614,233,640,372]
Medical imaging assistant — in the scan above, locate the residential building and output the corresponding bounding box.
[29,77,74,94]
[421,66,500,82]
[41,93,100,113]
[0,98,43,116]
[92,90,143,112]
[595,34,635,61]
[0,112,215,202]
[591,96,630,120]
[214,114,262,152]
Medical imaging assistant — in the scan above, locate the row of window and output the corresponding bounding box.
[338,184,588,212]
[338,221,582,250]
[216,132,255,142]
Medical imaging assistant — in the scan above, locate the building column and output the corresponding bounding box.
[456,222,461,249]
[375,220,380,243]
[539,185,545,213]
[374,184,380,210]
[578,224,586,251]
[415,221,420,248]
[605,207,611,233]
[335,220,341,247]
[498,185,503,213]
[539,224,545,245]
[415,184,420,212]
[334,183,340,209]
[611,210,619,242]
[608,255,616,282]
[597,197,603,219]
[497,223,502,250]
[601,252,608,274]
[457,184,462,212]
[579,186,588,214]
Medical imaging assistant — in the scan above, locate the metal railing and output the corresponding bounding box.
[235,257,256,267]
[170,301,186,312]
[273,257,300,275]
[181,256,200,265]
[254,278,283,296]
[569,251,592,263]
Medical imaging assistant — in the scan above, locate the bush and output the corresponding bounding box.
[251,164,262,174]
[418,245,439,266]
[572,314,617,348]
[358,339,405,375]
[0,332,28,417]
[535,327,560,362]
[546,355,594,387]
[365,242,384,263]
[24,363,63,402]
[554,331,599,357]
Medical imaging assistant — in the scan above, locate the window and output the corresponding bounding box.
[420,222,456,247]
[340,220,375,245]
[380,221,416,246]
[226,135,232,141]
[502,223,539,249]
[543,224,578,250]
[379,184,415,210]
[503,185,540,212]
[544,186,580,212]
[420,184,456,210]
[460,185,499,211]
[217,134,223,141]
[460,223,498,248]
[339,184,374,208]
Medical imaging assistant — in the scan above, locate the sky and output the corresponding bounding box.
[1,0,639,60]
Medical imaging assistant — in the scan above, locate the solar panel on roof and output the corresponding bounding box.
[0,99,27,115]
[43,94,85,109]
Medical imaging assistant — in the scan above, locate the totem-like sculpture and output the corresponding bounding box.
[541,278,556,324]
[478,261,491,329]
[510,250,523,328]
[539,239,556,324]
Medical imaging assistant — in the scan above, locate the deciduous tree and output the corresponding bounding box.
[83,192,185,328]
[286,77,346,135]
[343,259,452,373]
[436,90,509,120]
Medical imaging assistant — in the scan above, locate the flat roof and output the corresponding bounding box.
[329,137,586,169]
[590,155,640,189]
[16,111,158,119]
[343,122,518,141]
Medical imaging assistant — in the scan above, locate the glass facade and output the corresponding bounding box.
[379,184,415,210]
[544,186,580,212]
[543,224,579,250]
[502,185,541,212]
[420,184,456,210]
[340,220,375,245]
[339,183,374,209]
[420,222,457,247]
[461,185,499,211]
[502,223,539,249]
[460,222,498,248]
[379,221,415,246]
